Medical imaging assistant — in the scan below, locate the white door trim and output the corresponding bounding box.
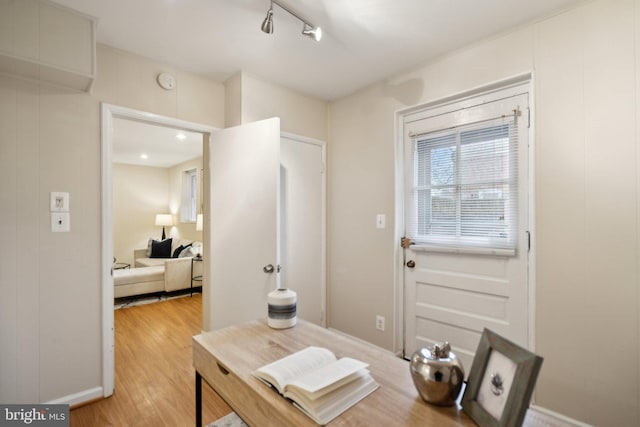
[393,73,536,357]
[100,103,217,397]
[280,132,327,326]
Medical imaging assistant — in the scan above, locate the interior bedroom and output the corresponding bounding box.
[110,117,205,306]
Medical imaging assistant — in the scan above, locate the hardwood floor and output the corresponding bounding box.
[70,294,232,426]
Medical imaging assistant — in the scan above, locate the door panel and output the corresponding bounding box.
[280,136,325,325]
[403,87,530,373]
[209,118,280,329]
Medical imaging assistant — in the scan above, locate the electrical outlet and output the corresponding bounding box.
[376,315,385,331]
[51,212,70,232]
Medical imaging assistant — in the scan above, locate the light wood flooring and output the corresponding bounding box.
[70,294,232,426]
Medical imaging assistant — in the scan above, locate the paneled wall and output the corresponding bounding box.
[0,44,224,403]
[224,71,328,141]
[327,0,639,424]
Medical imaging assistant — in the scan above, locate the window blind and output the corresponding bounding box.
[409,116,519,251]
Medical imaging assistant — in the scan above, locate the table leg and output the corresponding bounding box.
[196,370,202,427]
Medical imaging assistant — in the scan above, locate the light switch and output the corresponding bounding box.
[50,192,69,212]
[51,212,70,232]
[376,214,386,229]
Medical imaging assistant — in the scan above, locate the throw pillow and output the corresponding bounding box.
[145,238,154,257]
[172,244,185,258]
[177,243,193,258]
[150,238,172,258]
[178,244,193,258]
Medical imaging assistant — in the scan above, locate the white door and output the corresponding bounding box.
[402,86,530,372]
[280,135,325,325]
[209,118,280,329]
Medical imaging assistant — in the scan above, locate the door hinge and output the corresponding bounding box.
[527,107,531,128]
[526,231,531,252]
[401,237,413,248]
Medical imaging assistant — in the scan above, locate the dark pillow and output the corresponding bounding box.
[150,238,172,258]
[172,244,191,258]
[172,245,184,258]
[178,244,194,258]
[177,243,193,257]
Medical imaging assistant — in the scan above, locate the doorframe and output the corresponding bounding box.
[100,103,217,397]
[393,73,536,356]
[281,132,328,326]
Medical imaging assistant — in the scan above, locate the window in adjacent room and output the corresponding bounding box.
[180,168,198,223]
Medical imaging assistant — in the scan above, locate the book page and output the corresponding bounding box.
[254,347,336,393]
[288,371,379,425]
[285,357,369,396]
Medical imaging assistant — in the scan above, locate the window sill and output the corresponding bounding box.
[409,244,515,257]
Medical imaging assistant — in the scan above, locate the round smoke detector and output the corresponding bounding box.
[157,72,176,90]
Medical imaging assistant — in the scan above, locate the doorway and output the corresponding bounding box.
[102,106,327,397]
[280,133,326,326]
[398,80,534,371]
[101,103,216,397]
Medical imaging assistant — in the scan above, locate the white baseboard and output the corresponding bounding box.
[45,386,103,407]
[524,405,592,427]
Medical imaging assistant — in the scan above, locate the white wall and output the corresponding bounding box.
[225,71,328,141]
[0,43,224,404]
[327,0,639,425]
[112,164,169,266]
[0,77,101,404]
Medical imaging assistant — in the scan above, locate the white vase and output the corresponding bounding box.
[267,288,297,329]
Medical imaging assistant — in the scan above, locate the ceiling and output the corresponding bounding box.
[60,0,585,165]
[50,0,585,101]
[112,118,203,168]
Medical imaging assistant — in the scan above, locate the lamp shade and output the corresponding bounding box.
[196,214,203,231]
[155,214,173,227]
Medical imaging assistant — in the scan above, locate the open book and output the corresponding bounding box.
[253,346,379,425]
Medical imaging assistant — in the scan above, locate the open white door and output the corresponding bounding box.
[209,118,280,329]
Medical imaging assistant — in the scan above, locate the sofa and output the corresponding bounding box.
[113,239,203,298]
[113,266,165,298]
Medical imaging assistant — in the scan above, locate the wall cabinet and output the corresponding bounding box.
[0,0,96,91]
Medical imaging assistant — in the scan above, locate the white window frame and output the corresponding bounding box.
[410,118,518,251]
[180,168,198,223]
[402,82,530,257]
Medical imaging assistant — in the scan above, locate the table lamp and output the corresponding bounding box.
[155,214,173,240]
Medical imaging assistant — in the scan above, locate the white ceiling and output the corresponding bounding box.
[58,0,585,165]
[50,0,585,101]
[112,118,203,168]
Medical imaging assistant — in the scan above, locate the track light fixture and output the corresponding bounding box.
[261,4,274,34]
[261,0,322,42]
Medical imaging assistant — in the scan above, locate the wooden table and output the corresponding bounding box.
[193,319,475,426]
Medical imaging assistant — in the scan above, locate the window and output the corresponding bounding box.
[410,116,519,251]
[180,168,198,223]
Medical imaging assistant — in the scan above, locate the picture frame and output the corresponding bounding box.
[461,328,543,427]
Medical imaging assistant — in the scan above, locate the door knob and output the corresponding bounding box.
[406,260,415,268]
[263,264,275,274]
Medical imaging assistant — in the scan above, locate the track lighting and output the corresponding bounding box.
[261,5,273,34]
[261,0,322,42]
[302,22,321,42]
